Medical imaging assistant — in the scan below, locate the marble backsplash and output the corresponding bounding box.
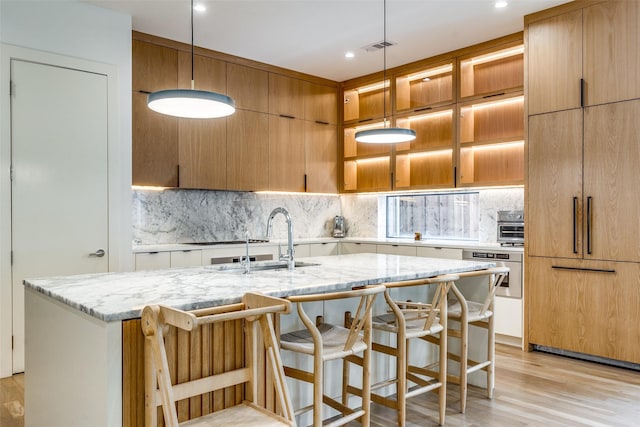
[133,187,524,245]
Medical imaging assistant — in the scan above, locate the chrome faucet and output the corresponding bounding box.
[240,229,251,274]
[266,207,295,270]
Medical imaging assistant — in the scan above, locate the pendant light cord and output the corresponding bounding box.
[383,0,387,128]
[191,0,195,89]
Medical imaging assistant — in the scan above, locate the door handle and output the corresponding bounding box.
[89,249,106,258]
[586,196,593,255]
[572,196,578,254]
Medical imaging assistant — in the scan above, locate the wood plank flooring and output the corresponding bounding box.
[2,344,639,427]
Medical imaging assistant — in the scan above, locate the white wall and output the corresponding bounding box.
[0,0,133,377]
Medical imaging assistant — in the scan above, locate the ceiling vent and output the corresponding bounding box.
[361,40,397,52]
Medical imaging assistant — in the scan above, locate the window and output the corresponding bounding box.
[386,192,479,240]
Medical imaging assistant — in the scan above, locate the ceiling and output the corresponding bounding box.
[86,0,570,82]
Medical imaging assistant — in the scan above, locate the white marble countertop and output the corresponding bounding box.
[133,237,523,253]
[24,253,495,323]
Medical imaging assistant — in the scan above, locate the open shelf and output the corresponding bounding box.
[395,149,454,189]
[459,44,524,99]
[460,95,524,144]
[459,140,524,185]
[343,80,391,123]
[343,157,391,192]
[395,61,454,112]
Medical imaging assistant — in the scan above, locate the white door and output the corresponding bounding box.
[11,60,109,373]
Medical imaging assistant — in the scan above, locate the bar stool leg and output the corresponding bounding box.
[459,318,469,414]
[314,354,324,426]
[397,331,407,427]
[487,316,495,399]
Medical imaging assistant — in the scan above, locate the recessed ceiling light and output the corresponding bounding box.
[345,52,355,59]
[495,1,508,8]
[193,4,206,12]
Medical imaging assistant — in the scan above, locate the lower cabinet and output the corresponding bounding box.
[494,296,522,344]
[170,250,203,268]
[296,242,340,258]
[416,246,463,260]
[134,252,170,271]
[339,242,377,254]
[527,256,640,364]
[376,244,417,256]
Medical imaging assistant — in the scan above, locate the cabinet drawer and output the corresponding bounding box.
[377,244,417,256]
[339,242,377,254]
[416,246,463,260]
[170,250,202,268]
[135,252,170,271]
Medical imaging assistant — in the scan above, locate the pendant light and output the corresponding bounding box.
[147,0,235,119]
[355,0,416,144]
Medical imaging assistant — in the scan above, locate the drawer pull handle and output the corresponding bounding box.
[551,266,615,274]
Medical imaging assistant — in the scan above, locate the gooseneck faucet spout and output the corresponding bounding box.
[266,207,295,270]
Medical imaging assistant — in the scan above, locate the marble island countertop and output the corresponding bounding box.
[24,253,495,323]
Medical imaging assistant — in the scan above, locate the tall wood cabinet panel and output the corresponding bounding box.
[226,110,269,191]
[227,63,268,113]
[132,92,178,187]
[268,115,305,192]
[583,100,640,262]
[177,53,227,189]
[583,1,640,106]
[305,122,337,193]
[527,109,583,259]
[528,257,640,364]
[527,9,582,115]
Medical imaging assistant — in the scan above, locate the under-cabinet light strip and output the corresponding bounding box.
[464,140,524,151]
[356,80,390,94]
[405,64,453,82]
[466,46,524,65]
[465,95,524,111]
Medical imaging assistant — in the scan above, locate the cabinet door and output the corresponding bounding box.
[178,118,226,189]
[584,100,640,262]
[135,252,171,271]
[527,257,640,364]
[178,52,226,93]
[305,122,337,193]
[227,110,269,191]
[583,1,640,106]
[269,73,304,118]
[527,110,582,258]
[416,246,462,260]
[170,250,203,268]
[340,242,377,254]
[527,9,582,115]
[376,244,417,256]
[132,92,178,187]
[269,116,305,192]
[132,40,177,92]
[309,242,339,257]
[227,63,268,113]
[304,81,337,124]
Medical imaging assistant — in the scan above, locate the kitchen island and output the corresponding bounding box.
[23,253,494,427]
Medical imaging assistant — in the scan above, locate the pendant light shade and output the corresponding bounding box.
[356,0,415,144]
[147,0,235,119]
[148,89,235,119]
[355,127,416,144]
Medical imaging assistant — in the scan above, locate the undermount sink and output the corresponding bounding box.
[208,260,320,272]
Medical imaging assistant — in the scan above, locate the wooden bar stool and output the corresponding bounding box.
[348,275,457,427]
[141,292,296,427]
[446,266,510,413]
[279,285,385,427]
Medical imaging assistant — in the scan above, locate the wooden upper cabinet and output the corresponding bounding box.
[227,63,268,113]
[395,61,454,113]
[343,80,391,123]
[303,82,337,124]
[132,92,178,187]
[527,9,582,115]
[178,52,226,93]
[305,122,337,193]
[583,1,640,106]
[132,40,177,92]
[269,73,304,118]
[459,42,523,100]
[268,115,305,192]
[226,110,269,191]
[527,109,583,259]
[583,100,640,263]
[178,118,227,190]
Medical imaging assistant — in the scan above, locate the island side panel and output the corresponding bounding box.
[25,288,122,427]
[123,317,261,427]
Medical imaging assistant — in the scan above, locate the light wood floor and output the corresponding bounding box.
[2,344,639,427]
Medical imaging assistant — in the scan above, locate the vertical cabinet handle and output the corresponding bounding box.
[586,196,593,255]
[572,197,578,254]
[580,78,585,107]
[304,174,307,192]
